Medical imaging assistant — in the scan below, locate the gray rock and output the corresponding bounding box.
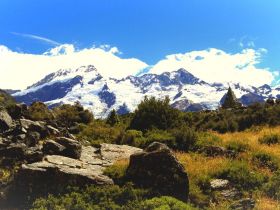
[0,143,27,159]
[221,188,242,199]
[210,179,229,190]
[100,143,143,165]
[0,110,13,133]
[42,139,66,155]
[201,145,236,157]
[24,146,44,163]
[56,137,82,159]
[230,198,255,210]
[25,131,41,147]
[46,125,60,136]
[3,143,143,206]
[20,119,48,138]
[9,153,113,206]
[126,142,189,201]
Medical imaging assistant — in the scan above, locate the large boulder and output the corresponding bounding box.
[42,137,82,159]
[19,119,48,138]
[42,139,66,155]
[55,137,82,159]
[0,110,13,133]
[0,143,27,160]
[6,103,28,119]
[126,142,189,201]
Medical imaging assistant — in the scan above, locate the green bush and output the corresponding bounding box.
[139,196,198,210]
[172,126,198,151]
[32,184,195,210]
[0,89,15,108]
[53,102,93,127]
[144,129,176,149]
[117,130,145,146]
[226,141,249,153]
[258,134,280,145]
[264,170,280,200]
[188,183,210,208]
[106,109,120,126]
[77,121,121,145]
[32,184,154,210]
[252,152,279,171]
[129,96,182,132]
[216,161,267,191]
[196,132,222,149]
[28,101,54,121]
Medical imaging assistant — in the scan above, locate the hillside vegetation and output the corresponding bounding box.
[2,89,280,209]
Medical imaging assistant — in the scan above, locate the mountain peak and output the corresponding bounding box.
[13,65,280,118]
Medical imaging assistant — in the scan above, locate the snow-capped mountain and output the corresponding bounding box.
[13,65,280,118]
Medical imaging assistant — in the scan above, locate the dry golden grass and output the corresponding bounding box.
[255,196,280,210]
[175,126,280,208]
[216,126,280,157]
[176,152,230,181]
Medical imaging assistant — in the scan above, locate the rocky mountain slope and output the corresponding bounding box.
[12,65,280,118]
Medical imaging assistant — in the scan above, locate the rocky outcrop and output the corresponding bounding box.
[0,110,13,132]
[126,142,189,201]
[55,137,82,159]
[230,198,255,210]
[4,143,142,206]
[0,105,146,208]
[43,137,83,159]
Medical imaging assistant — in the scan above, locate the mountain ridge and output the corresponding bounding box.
[12,65,280,118]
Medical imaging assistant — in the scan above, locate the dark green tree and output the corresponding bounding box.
[106,109,120,126]
[129,96,181,131]
[222,87,241,109]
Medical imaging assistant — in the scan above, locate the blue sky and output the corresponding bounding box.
[0,0,280,89]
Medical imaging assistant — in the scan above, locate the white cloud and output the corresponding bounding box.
[0,43,276,90]
[11,32,61,46]
[0,44,148,89]
[149,48,275,87]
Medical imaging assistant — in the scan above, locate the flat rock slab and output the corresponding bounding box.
[19,144,142,186]
[100,143,143,165]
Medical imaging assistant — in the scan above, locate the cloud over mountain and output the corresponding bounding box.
[0,44,277,89]
[0,44,148,89]
[149,48,275,87]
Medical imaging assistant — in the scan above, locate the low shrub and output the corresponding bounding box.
[117,130,145,146]
[77,121,122,145]
[258,134,280,145]
[215,161,267,191]
[32,184,196,210]
[226,140,249,153]
[28,102,54,121]
[195,132,222,149]
[252,152,279,171]
[53,102,93,127]
[264,170,280,200]
[139,196,198,210]
[188,183,210,208]
[172,126,198,151]
[144,129,176,149]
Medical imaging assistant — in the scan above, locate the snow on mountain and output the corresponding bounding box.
[13,65,280,118]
